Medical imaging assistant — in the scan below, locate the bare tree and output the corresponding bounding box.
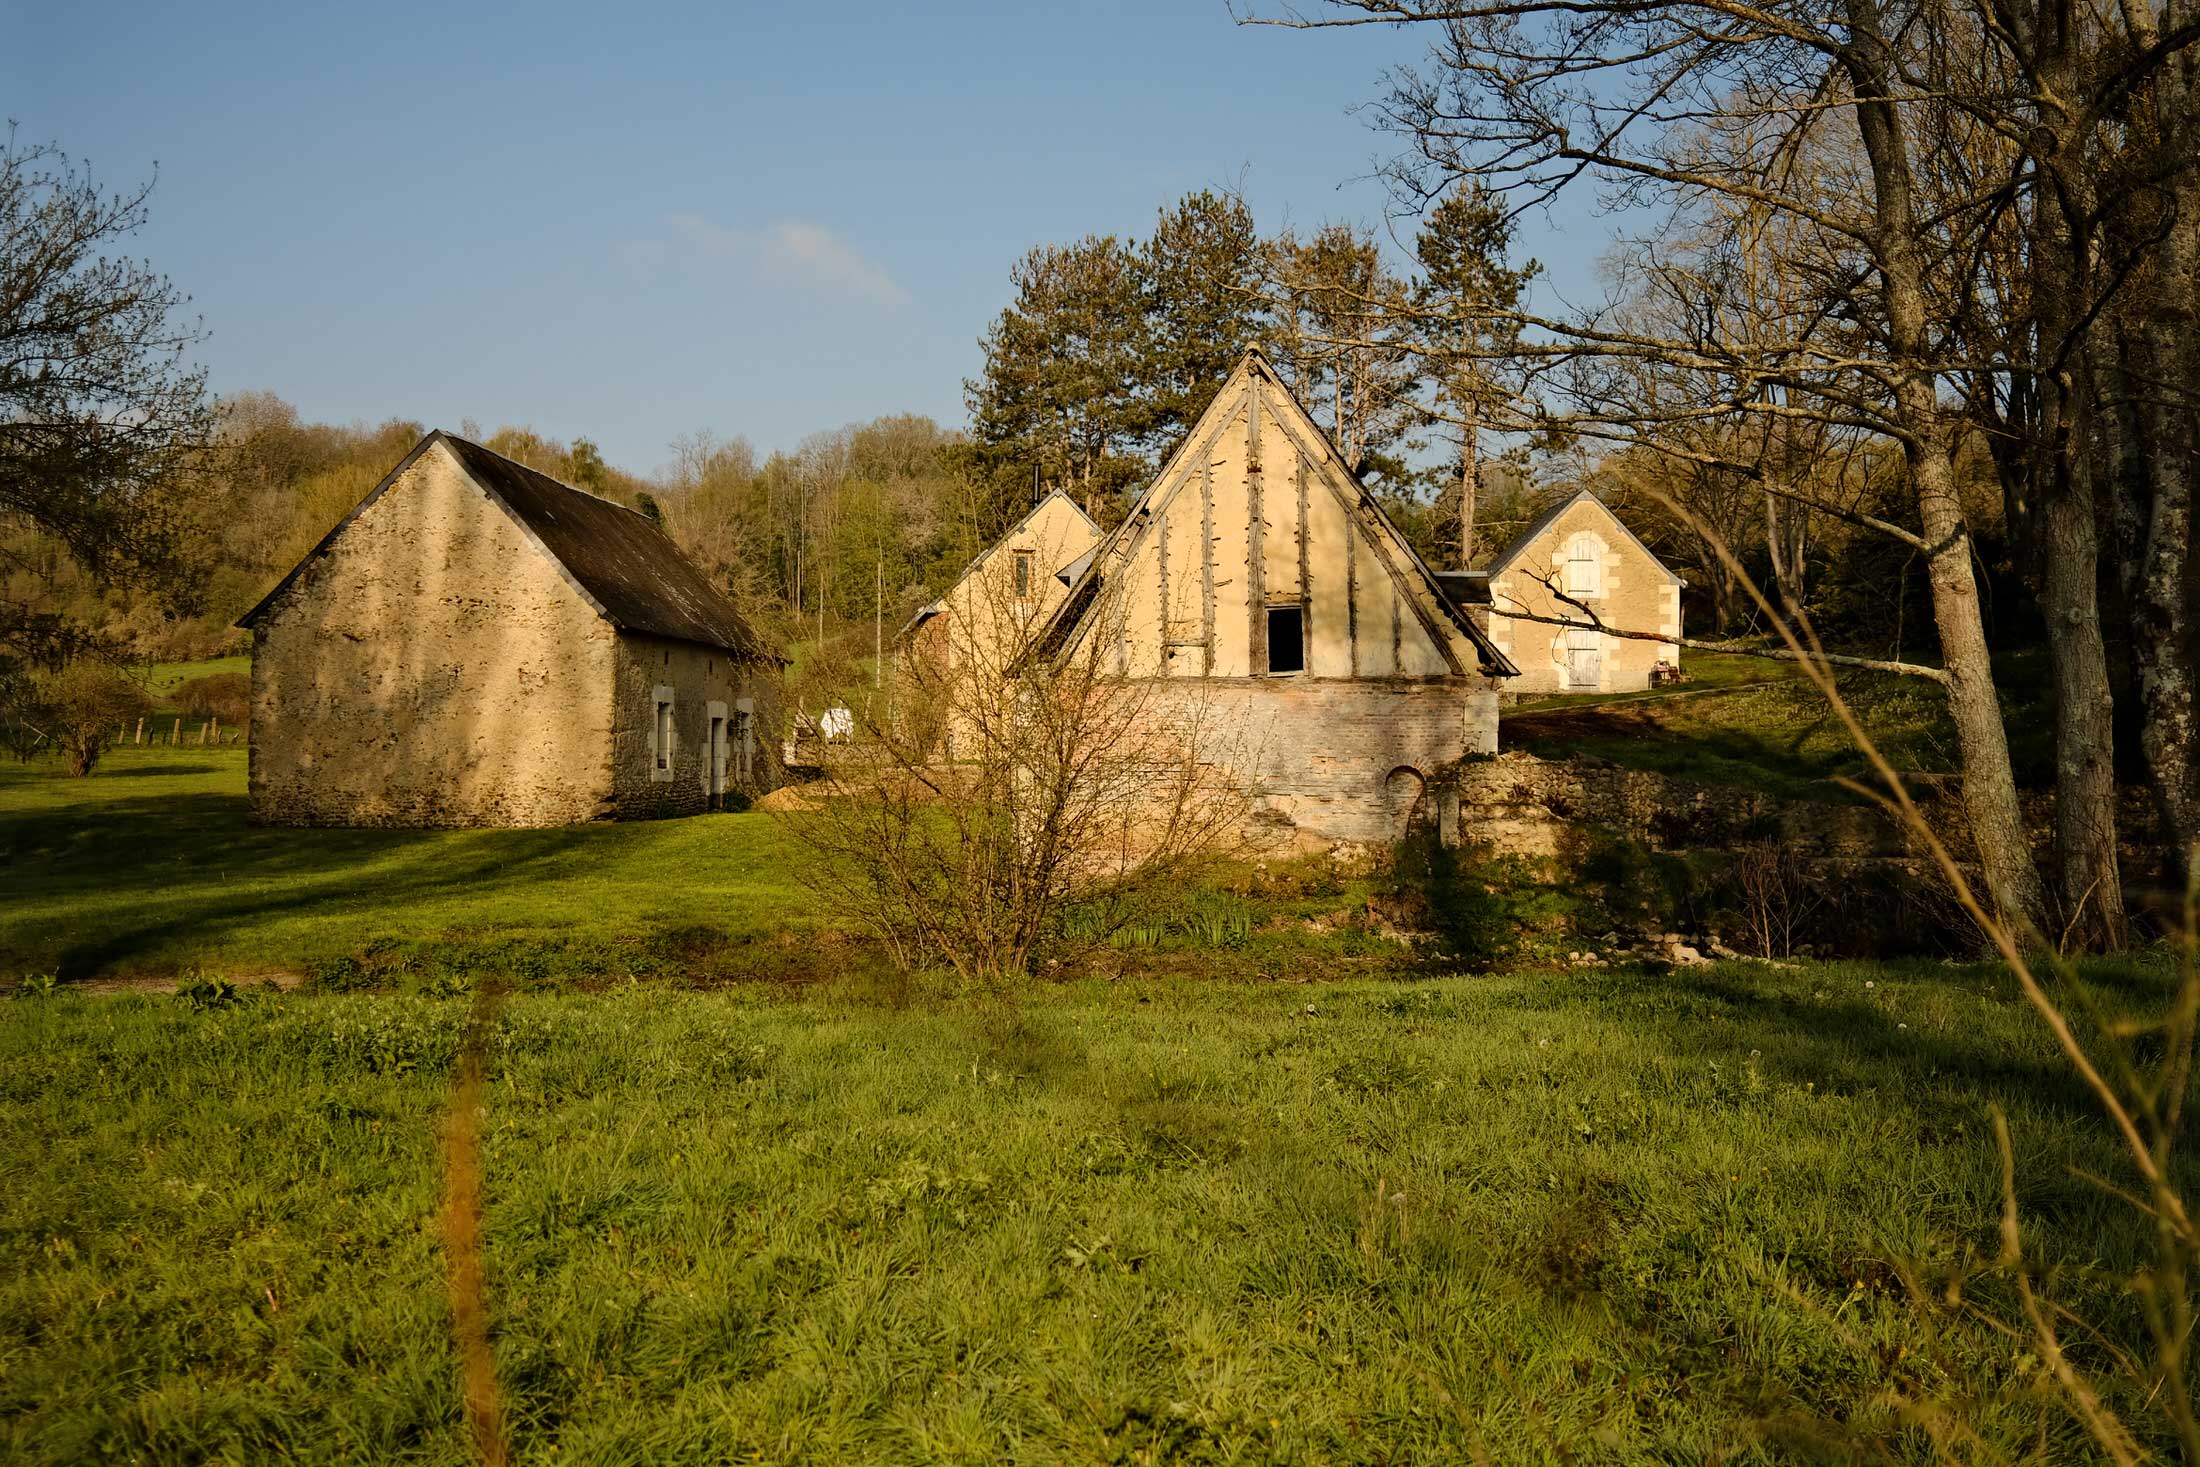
[1234,2,2076,930]
[785,571,1254,989]
[0,130,212,678]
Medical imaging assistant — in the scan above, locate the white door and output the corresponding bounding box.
[709,716,727,799]
[1565,628,1602,689]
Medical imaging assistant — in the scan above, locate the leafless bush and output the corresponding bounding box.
[2,662,151,776]
[171,671,249,725]
[1732,842,1824,958]
[784,573,1256,990]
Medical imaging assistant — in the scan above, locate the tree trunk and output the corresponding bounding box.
[2041,480,2126,945]
[2030,13,2127,949]
[2127,174,2200,870]
[1458,421,1479,569]
[1842,9,2047,928]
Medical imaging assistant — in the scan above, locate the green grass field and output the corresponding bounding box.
[5,665,2189,1460]
[0,745,817,981]
[4,962,2187,1463]
[1501,648,2056,800]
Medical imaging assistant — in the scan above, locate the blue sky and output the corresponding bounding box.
[13,1,1604,474]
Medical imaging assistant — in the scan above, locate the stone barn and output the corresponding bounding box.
[239,432,784,827]
[895,488,1101,758]
[1029,350,1518,843]
[1476,490,1684,694]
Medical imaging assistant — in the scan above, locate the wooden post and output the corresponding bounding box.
[133,717,144,746]
[1200,459,1216,676]
[1347,525,1360,678]
[1295,453,1311,621]
[170,718,181,746]
[1246,386,1268,674]
[1157,502,1171,665]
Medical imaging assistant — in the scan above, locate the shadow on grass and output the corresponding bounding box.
[1479,960,2189,1145]
[0,788,603,978]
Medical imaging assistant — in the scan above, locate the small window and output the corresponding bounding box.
[1266,604,1305,675]
[1563,533,1604,598]
[655,701,672,770]
[1013,550,1034,599]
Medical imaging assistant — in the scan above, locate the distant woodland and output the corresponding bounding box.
[4,181,1998,680]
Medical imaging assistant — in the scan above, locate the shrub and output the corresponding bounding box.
[24,663,152,777]
[171,672,249,725]
[173,972,239,1011]
[1381,835,1562,972]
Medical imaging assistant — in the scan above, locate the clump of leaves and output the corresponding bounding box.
[174,971,238,1011]
[11,972,59,1000]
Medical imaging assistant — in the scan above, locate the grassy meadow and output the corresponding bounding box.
[0,743,820,982]
[5,959,2190,1463]
[6,659,2187,1461]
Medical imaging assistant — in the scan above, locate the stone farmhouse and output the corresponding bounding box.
[239,432,783,827]
[1028,350,1519,843]
[896,488,1100,757]
[1474,490,1684,694]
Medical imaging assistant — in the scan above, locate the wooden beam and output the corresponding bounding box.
[1201,458,1215,677]
[1246,387,1268,675]
[1296,453,1311,608]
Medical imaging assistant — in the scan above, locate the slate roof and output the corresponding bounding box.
[239,432,779,661]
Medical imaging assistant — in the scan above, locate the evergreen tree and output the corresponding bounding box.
[964,235,1149,523]
[1412,184,1538,566]
[1139,191,1264,452]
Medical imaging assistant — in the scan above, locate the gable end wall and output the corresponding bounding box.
[247,445,618,826]
[1489,500,1679,694]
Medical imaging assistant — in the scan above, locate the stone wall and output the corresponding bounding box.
[609,634,785,818]
[1142,676,1502,844]
[248,445,619,827]
[1486,499,1681,694]
[1454,750,1901,858]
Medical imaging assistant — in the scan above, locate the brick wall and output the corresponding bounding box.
[1140,676,1501,843]
[248,445,619,827]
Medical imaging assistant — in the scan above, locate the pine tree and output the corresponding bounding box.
[1412,185,1537,567]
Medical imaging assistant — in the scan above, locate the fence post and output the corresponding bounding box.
[134,717,145,746]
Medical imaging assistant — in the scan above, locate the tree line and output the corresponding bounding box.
[1224,0,2200,952]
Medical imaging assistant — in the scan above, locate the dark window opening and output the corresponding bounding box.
[1266,604,1305,674]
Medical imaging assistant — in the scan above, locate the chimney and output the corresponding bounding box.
[1032,464,1044,509]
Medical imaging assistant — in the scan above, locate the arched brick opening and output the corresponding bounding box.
[1383,765,1429,839]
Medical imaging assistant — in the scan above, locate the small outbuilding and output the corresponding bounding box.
[1477,490,1684,694]
[896,488,1101,757]
[239,432,783,827]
